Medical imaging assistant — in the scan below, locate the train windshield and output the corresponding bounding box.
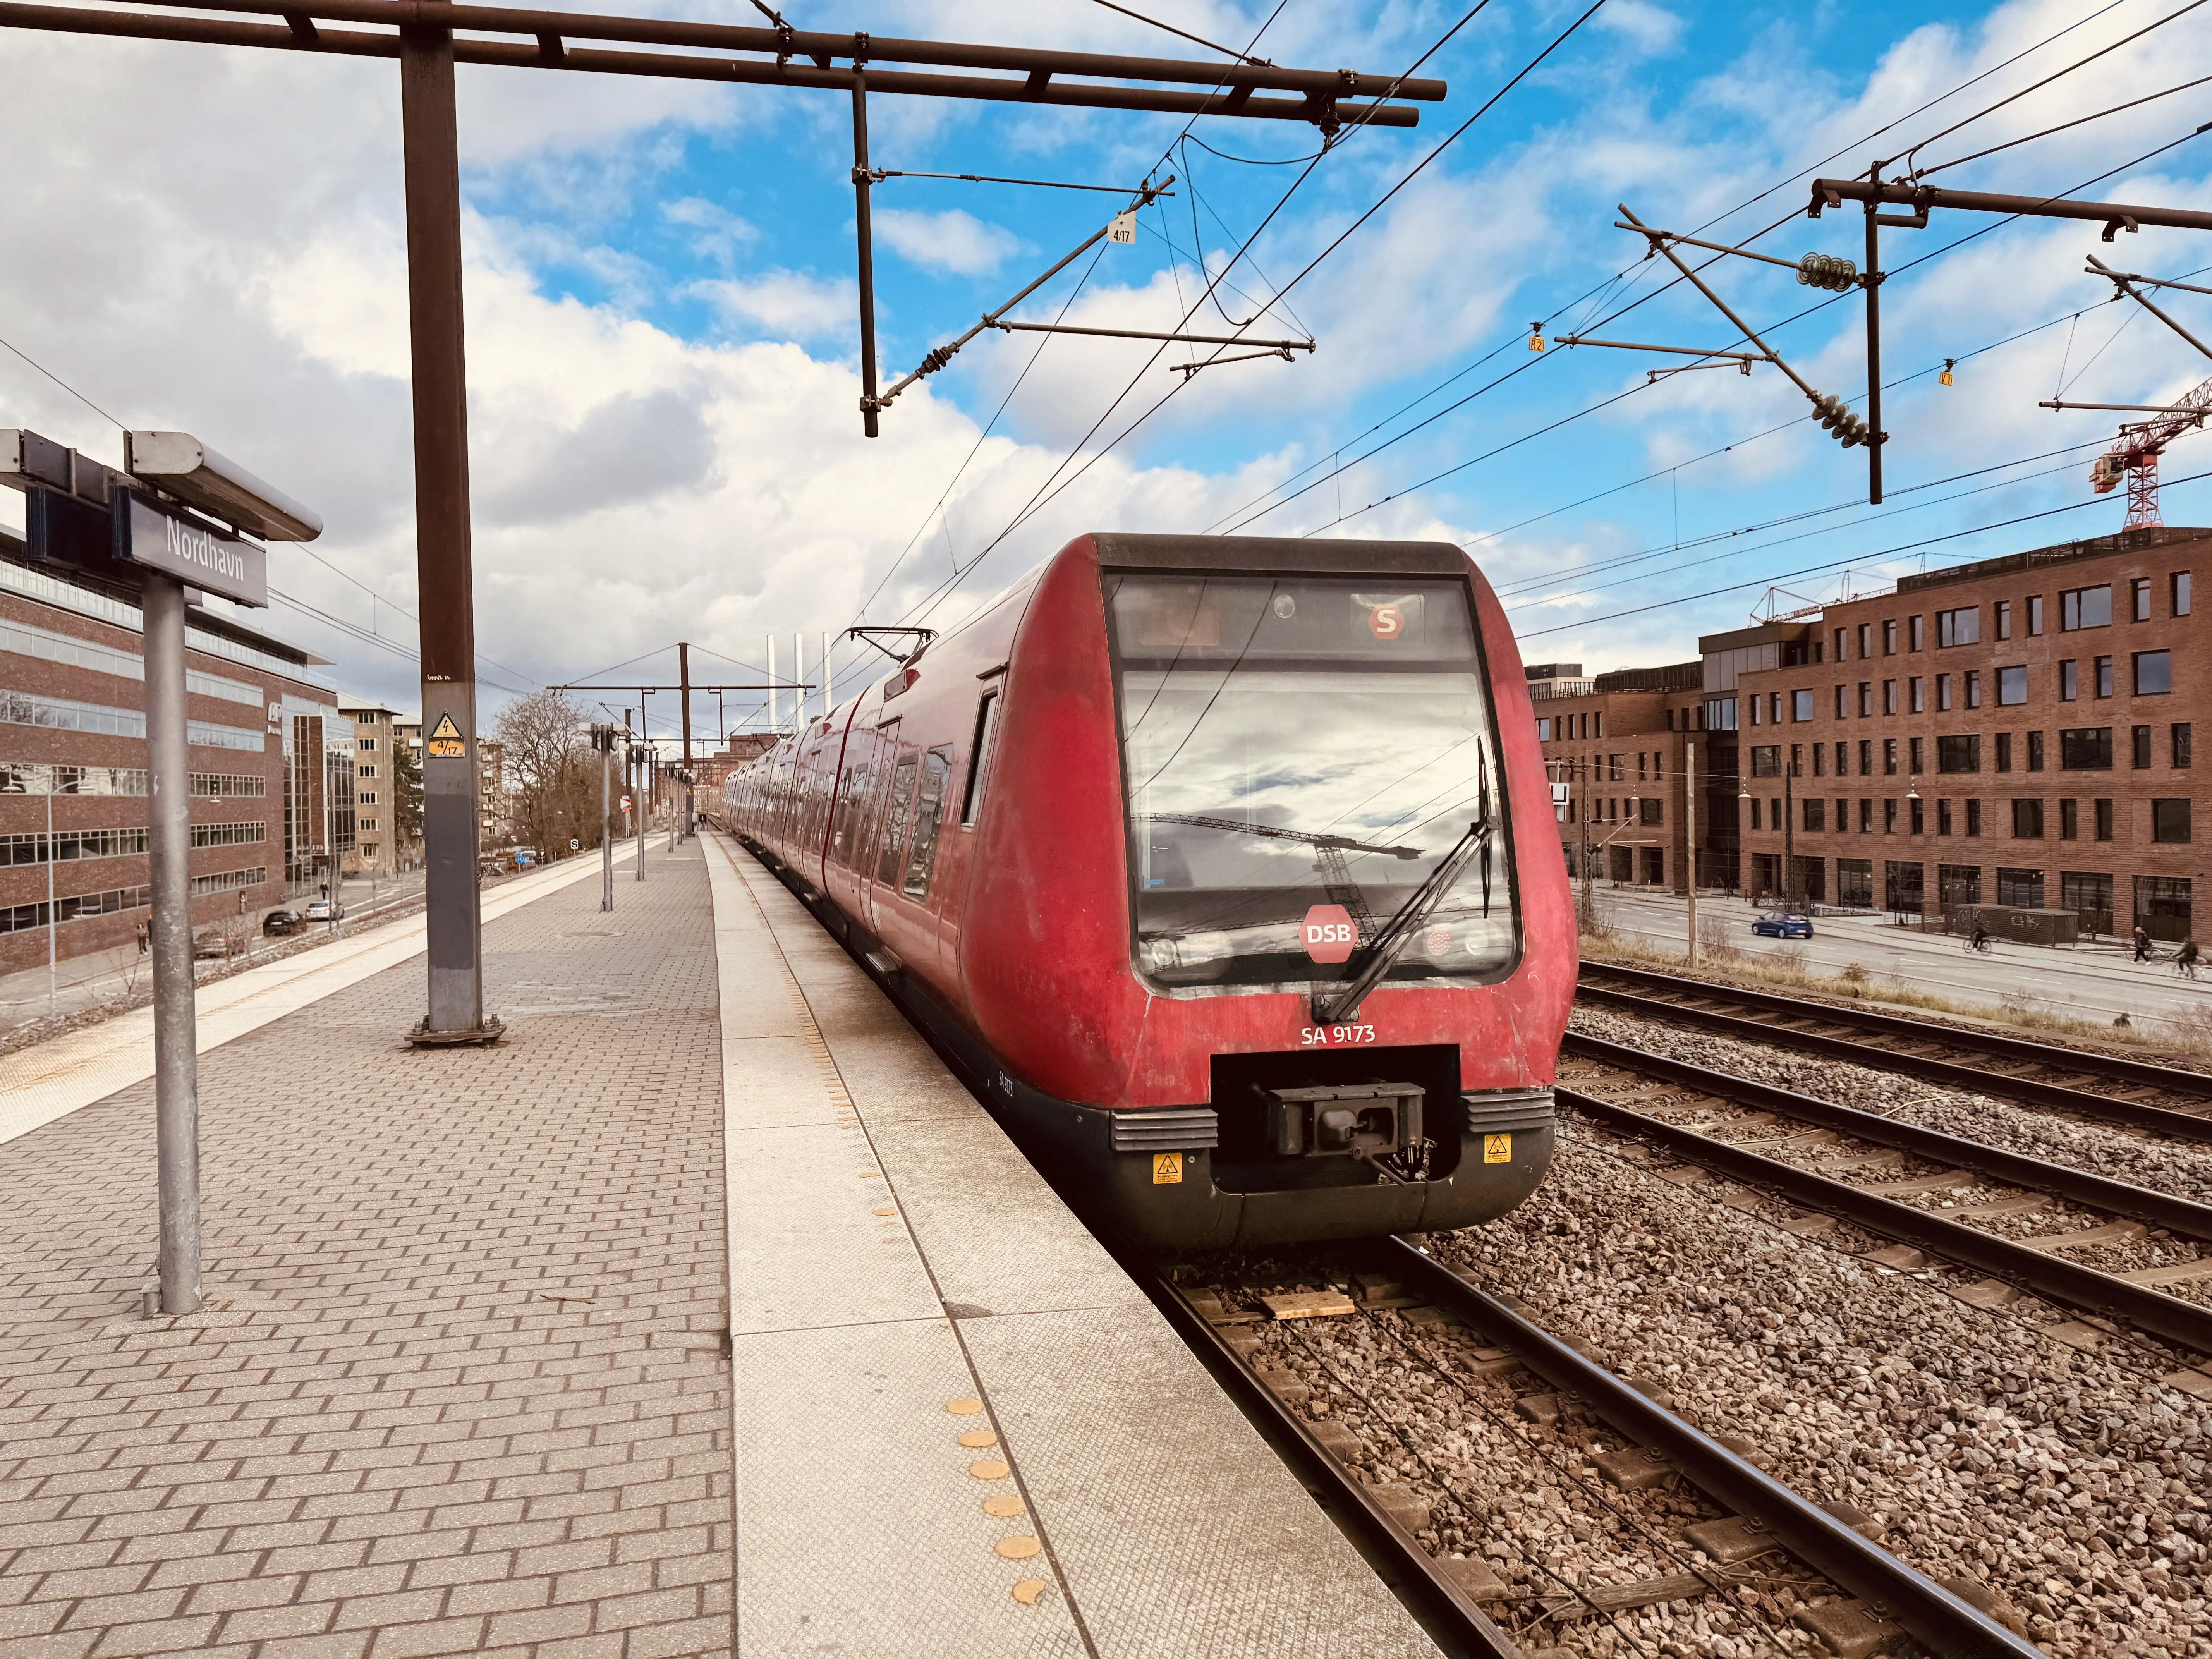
[1106,571,1517,991]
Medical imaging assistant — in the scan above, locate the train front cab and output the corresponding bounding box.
[952,534,1575,1251]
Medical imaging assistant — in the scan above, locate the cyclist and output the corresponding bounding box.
[1969,922,1990,955]
[2179,939,2202,980]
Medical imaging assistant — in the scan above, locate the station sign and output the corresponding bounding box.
[113,488,268,608]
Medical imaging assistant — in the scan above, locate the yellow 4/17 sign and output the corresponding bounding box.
[426,712,465,758]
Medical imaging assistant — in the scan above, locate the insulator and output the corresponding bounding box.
[1796,252,1859,292]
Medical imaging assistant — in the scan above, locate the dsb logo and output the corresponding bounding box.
[1302,904,1357,964]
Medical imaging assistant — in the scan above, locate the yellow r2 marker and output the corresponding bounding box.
[1483,1133,1512,1165]
[1152,1152,1183,1185]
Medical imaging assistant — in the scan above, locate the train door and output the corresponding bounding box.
[866,741,955,972]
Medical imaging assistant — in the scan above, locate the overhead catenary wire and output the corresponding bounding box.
[1910,69,2212,180]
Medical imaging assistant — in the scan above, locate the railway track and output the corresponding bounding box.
[1576,960,2212,1140]
[1559,1032,2212,1380]
[1139,1239,2039,1659]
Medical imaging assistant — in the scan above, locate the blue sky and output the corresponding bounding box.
[3,0,2209,738]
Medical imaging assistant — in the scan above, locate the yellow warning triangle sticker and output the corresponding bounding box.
[429,713,462,740]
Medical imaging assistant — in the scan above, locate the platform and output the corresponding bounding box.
[710,832,1439,1657]
[0,825,1440,1658]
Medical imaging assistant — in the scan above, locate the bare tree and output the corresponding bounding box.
[492,690,604,861]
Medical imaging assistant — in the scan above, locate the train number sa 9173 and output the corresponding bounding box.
[1300,1023,1377,1047]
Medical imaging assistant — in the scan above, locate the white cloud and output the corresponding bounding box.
[663,197,759,269]
[687,270,859,340]
[874,208,1025,276]
[1594,2,1686,56]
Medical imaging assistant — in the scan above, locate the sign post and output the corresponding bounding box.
[6,426,323,1318]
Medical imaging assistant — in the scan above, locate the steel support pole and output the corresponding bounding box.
[852,74,881,437]
[1686,739,1698,966]
[402,21,491,1041]
[678,641,692,838]
[599,744,613,912]
[633,745,646,881]
[45,783,55,1017]
[143,574,202,1316]
[1863,188,1884,505]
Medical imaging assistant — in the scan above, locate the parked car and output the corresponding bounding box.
[262,909,305,936]
[304,899,345,922]
[1751,912,1815,939]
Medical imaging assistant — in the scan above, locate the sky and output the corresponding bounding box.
[3,0,2211,744]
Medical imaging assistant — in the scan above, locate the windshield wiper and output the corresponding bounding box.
[1146,813,1421,860]
[1312,745,1494,1024]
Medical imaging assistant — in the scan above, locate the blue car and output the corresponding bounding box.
[1750,912,1815,939]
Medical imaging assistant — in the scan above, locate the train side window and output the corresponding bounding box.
[960,692,1000,829]
[874,754,919,886]
[902,748,955,899]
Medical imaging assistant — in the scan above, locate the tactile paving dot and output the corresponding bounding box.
[983,1495,1025,1518]
[873,1207,897,1216]
[945,1398,983,1416]
[995,1536,1041,1560]
[957,1430,997,1449]
[968,1460,1011,1480]
[1012,1580,1048,1605]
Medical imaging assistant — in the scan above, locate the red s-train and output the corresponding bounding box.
[721,534,1573,1247]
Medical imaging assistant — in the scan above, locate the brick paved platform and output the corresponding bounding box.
[0,842,732,1659]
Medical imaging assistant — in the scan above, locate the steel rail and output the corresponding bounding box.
[1131,1261,1526,1659]
[0,2,1423,119]
[1558,1086,2212,1355]
[1384,1239,2041,1659]
[1576,961,2212,1139]
[1565,1030,2212,1242]
[36,0,1446,99]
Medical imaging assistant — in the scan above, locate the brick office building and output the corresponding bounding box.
[1730,527,2205,938]
[1533,661,1709,890]
[1,535,349,974]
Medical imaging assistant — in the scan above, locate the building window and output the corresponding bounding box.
[2095,797,2115,841]
[357,790,379,805]
[2135,874,2193,938]
[2153,799,2193,843]
[1937,797,1953,836]
[1804,799,1825,831]
[2012,799,2044,838]
[2174,571,2192,617]
[1857,623,1872,658]
[1883,619,1898,654]
[1884,678,1898,714]
[1996,867,2044,908]
[1965,670,1981,709]
[1966,799,1982,837]
[1791,689,1814,721]
[1833,627,1847,660]
[2061,585,2112,630]
[1937,735,1981,773]
[1910,796,1925,835]
[1937,673,1952,712]
[0,884,152,933]
[1834,685,1846,718]
[1537,717,1552,740]
[1860,798,1874,833]
[1886,860,1924,913]
[1749,798,1761,830]
[190,867,267,896]
[2061,799,2079,840]
[1855,681,1870,717]
[2133,577,2153,622]
[1910,615,1925,651]
[1639,798,1661,826]
[1910,736,1924,773]
[2028,731,2045,771]
[2133,726,2153,769]
[1939,863,1982,905]
[2175,723,2192,767]
[1996,732,2013,772]
[1834,741,1847,776]
[2063,871,2113,931]
[1883,738,1898,776]
[1936,606,1979,647]
[2028,594,2045,635]
[1705,697,1737,730]
[1995,599,2012,640]
[1884,798,1898,834]
[2095,656,2113,698]
[1910,677,1925,713]
[2060,660,2078,701]
[1858,739,1872,776]
[2060,727,2113,769]
[2133,649,2172,695]
[1840,858,1873,905]
[189,822,266,848]
[1997,665,2027,706]
[1750,745,1780,777]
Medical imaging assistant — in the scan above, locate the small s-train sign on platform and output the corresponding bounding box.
[115,488,268,607]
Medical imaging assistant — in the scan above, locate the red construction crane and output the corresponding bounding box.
[2090,372,2212,528]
